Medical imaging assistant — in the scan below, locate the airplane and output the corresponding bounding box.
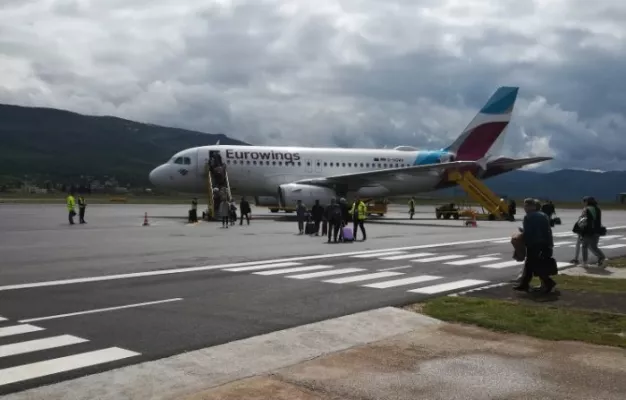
[148,86,553,209]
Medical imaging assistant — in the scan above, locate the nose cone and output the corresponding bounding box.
[149,165,166,187]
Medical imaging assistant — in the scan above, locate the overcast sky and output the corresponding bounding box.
[1,0,625,172]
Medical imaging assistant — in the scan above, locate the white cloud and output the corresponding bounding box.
[1,0,626,171]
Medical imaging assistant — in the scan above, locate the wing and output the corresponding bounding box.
[293,161,478,190]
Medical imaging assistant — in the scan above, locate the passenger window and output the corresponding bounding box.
[279,161,283,166]
[342,163,346,167]
[348,163,352,167]
[324,162,327,167]
[360,163,364,167]
[297,162,301,166]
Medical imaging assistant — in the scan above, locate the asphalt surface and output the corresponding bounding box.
[1,203,626,395]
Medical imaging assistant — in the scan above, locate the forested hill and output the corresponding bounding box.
[0,104,248,186]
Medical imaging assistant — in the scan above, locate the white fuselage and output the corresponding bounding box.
[149,145,452,200]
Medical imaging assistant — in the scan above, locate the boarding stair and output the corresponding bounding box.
[447,170,509,220]
[204,161,233,221]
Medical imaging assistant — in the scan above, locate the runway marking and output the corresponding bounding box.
[0,316,6,322]
[351,251,406,258]
[411,255,466,263]
[287,268,365,279]
[19,298,183,323]
[0,335,87,358]
[445,257,501,266]
[557,262,573,269]
[0,347,140,387]
[377,265,415,272]
[363,275,442,289]
[408,279,489,294]
[481,260,523,269]
[553,232,576,237]
[553,241,574,246]
[224,262,302,272]
[477,253,501,257]
[254,265,334,276]
[323,271,404,284]
[599,235,623,240]
[491,239,512,244]
[601,244,626,249]
[379,252,435,260]
[2,225,626,292]
[0,324,44,338]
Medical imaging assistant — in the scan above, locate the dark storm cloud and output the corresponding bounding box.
[0,0,625,172]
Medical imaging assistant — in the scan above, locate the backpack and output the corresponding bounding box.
[330,205,342,222]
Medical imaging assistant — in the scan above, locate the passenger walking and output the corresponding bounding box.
[350,196,367,241]
[77,194,87,224]
[189,198,198,223]
[239,196,251,225]
[408,197,415,220]
[296,200,306,234]
[311,200,324,236]
[578,196,607,267]
[514,198,557,293]
[229,200,237,225]
[219,198,230,228]
[326,198,342,243]
[66,191,76,225]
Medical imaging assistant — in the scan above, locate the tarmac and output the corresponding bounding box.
[1,202,626,398]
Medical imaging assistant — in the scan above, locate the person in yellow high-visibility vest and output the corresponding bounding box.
[349,196,367,241]
[66,191,76,225]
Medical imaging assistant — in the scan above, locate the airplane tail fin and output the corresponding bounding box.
[444,86,519,161]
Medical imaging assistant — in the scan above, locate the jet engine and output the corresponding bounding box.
[278,183,337,208]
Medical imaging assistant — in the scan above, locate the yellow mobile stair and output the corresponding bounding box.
[447,170,509,220]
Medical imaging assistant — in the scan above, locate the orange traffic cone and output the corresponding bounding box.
[142,212,150,226]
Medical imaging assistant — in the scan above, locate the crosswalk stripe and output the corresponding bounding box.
[287,268,366,279]
[408,279,489,294]
[363,275,441,289]
[379,252,435,260]
[253,265,333,276]
[411,255,466,263]
[0,347,140,387]
[599,235,623,240]
[602,243,626,249]
[444,257,501,266]
[0,324,44,338]
[481,260,523,269]
[323,271,404,284]
[223,262,301,272]
[0,335,87,358]
[351,251,406,258]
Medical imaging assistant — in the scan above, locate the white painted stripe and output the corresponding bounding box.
[0,324,44,338]
[287,268,365,279]
[491,239,511,244]
[557,262,573,269]
[445,257,501,266]
[481,260,523,269]
[363,275,442,289]
[408,279,489,294]
[323,271,404,284]
[412,255,466,263]
[224,262,302,272]
[351,251,406,258]
[0,316,6,322]
[254,265,333,276]
[553,241,574,246]
[599,235,623,240]
[601,244,626,249]
[379,252,435,260]
[0,335,87,358]
[0,347,140,387]
[378,265,414,272]
[2,225,625,292]
[553,232,576,237]
[19,298,183,323]
[477,253,501,257]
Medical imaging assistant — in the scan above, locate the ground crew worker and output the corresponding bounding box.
[77,194,87,224]
[408,197,415,219]
[66,191,76,225]
[350,196,367,241]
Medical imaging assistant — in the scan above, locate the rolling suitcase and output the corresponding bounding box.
[342,226,354,242]
[305,221,316,235]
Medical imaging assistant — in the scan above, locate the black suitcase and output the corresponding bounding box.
[305,222,316,235]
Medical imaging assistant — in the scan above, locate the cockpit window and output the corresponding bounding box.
[174,157,184,164]
[183,157,191,165]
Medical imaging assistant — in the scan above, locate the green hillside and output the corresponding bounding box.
[0,104,248,186]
